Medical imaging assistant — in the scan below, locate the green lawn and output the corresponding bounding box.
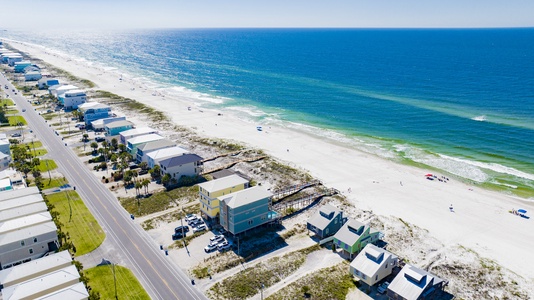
[0,99,14,106]
[37,159,57,172]
[24,140,43,148]
[33,148,48,156]
[42,178,67,189]
[84,265,150,300]
[8,115,27,126]
[45,191,105,256]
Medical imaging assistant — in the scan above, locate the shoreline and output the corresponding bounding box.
[5,40,534,283]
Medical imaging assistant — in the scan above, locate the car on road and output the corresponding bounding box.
[174,225,189,233]
[193,224,207,233]
[217,241,231,251]
[210,235,225,243]
[204,243,218,253]
[22,109,26,112]
[377,282,390,294]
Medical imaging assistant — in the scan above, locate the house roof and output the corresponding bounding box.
[1,265,80,300]
[307,203,342,231]
[35,282,89,300]
[0,194,44,211]
[146,146,189,161]
[0,250,72,286]
[55,84,78,92]
[137,139,176,153]
[105,120,134,129]
[220,186,273,209]
[127,134,164,146]
[159,153,203,168]
[0,212,52,235]
[0,202,48,223]
[64,89,85,96]
[210,169,236,180]
[333,218,368,246]
[387,264,445,300]
[120,127,156,137]
[0,221,57,247]
[0,178,10,189]
[350,244,397,279]
[198,174,249,192]
[0,186,40,201]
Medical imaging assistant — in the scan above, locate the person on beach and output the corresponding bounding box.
[449,204,454,212]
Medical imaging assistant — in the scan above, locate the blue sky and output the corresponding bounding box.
[1,0,533,29]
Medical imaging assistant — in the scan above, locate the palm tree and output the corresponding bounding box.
[149,165,161,179]
[118,144,127,153]
[161,173,171,186]
[111,138,118,151]
[90,142,98,153]
[139,161,148,170]
[142,178,150,195]
[135,182,142,196]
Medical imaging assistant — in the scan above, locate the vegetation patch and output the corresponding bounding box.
[208,249,310,300]
[45,191,105,256]
[266,262,355,300]
[42,177,68,190]
[8,115,27,126]
[37,159,58,172]
[0,99,14,106]
[84,265,150,300]
[120,186,199,217]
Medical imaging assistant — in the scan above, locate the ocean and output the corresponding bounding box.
[2,28,534,198]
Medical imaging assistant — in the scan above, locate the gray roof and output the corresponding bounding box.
[333,218,367,246]
[210,169,236,180]
[0,186,40,201]
[137,139,176,152]
[220,186,273,209]
[387,264,445,300]
[350,244,397,279]
[307,203,342,231]
[198,174,248,192]
[35,282,89,300]
[0,202,48,223]
[0,194,44,211]
[160,153,203,168]
[0,251,72,287]
[105,120,134,129]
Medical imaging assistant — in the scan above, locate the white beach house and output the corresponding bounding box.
[61,89,87,110]
[349,244,398,286]
[146,146,190,168]
[119,127,157,145]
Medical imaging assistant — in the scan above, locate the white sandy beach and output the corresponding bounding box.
[7,40,534,285]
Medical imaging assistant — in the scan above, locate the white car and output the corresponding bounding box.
[204,243,217,253]
[186,215,199,223]
[217,241,231,251]
[377,282,390,294]
[210,235,225,242]
[193,224,207,233]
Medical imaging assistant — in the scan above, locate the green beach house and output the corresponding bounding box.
[333,218,381,259]
[198,174,249,223]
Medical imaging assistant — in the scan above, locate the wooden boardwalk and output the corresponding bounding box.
[201,150,243,163]
[272,180,322,201]
[201,155,266,175]
[272,188,338,217]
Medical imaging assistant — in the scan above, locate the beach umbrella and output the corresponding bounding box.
[518,209,527,214]
[425,173,433,177]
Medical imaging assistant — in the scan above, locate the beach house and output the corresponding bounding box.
[0,152,10,172]
[91,116,125,132]
[105,120,134,137]
[24,71,42,81]
[146,146,189,168]
[60,89,87,110]
[13,61,31,73]
[333,219,381,259]
[0,138,9,156]
[198,174,250,222]
[37,78,60,90]
[135,139,176,163]
[119,127,157,145]
[78,102,112,126]
[159,153,203,181]
[127,133,164,156]
[6,54,23,66]
[386,264,448,300]
[219,186,277,235]
[0,52,17,64]
[350,244,399,287]
[307,203,346,239]
[53,84,78,98]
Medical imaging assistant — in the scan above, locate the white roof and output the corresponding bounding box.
[0,212,52,235]
[105,120,134,129]
[0,221,57,247]
[220,186,273,209]
[146,146,189,161]
[387,264,445,300]
[0,194,44,211]
[0,186,40,201]
[198,174,249,193]
[0,178,10,189]
[64,89,85,96]
[120,127,156,137]
[0,251,72,287]
[350,244,397,279]
[0,169,17,180]
[0,202,48,223]
[1,265,80,300]
[55,84,78,92]
[14,61,31,65]
[35,282,89,300]
[127,133,163,145]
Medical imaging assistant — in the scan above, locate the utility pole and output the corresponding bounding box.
[112,263,117,299]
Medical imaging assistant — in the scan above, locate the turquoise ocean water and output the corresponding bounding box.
[2,29,533,198]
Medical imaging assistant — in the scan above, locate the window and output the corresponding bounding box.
[375,275,378,281]
[29,249,33,254]
[33,238,37,243]
[20,241,25,246]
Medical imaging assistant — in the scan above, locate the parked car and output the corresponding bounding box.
[174,225,189,233]
[186,215,199,223]
[22,109,26,112]
[217,241,231,251]
[377,282,390,294]
[193,224,207,233]
[95,137,105,142]
[210,235,225,243]
[204,243,218,253]
[10,133,21,137]
[172,232,186,240]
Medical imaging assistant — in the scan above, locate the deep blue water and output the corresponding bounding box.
[2,28,534,196]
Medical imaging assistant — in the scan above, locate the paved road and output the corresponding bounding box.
[1,74,207,300]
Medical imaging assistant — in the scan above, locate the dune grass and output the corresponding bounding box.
[46,191,105,256]
[84,265,150,300]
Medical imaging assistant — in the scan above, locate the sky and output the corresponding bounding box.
[1,0,533,30]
